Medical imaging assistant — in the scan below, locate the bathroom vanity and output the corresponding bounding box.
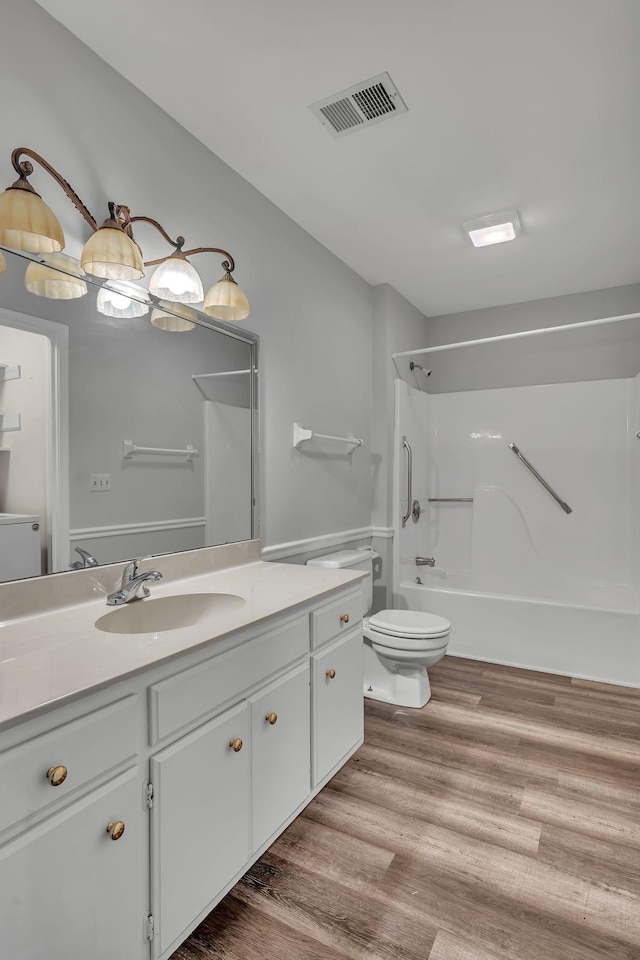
[0,542,366,960]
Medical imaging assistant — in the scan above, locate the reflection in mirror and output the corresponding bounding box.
[0,246,258,583]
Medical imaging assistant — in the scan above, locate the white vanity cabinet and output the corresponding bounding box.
[0,574,364,960]
[150,701,251,958]
[0,697,141,960]
[249,661,311,850]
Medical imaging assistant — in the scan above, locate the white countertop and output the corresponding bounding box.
[0,557,365,730]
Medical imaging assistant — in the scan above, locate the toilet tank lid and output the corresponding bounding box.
[307,547,378,568]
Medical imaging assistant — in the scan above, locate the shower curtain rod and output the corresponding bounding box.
[391,311,640,360]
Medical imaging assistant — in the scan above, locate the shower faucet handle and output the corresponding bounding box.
[415,557,435,567]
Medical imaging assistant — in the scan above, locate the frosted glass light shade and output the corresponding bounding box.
[203,277,250,322]
[97,280,150,318]
[81,225,144,280]
[0,187,65,253]
[0,250,5,276]
[149,256,203,303]
[25,253,87,299]
[150,308,195,332]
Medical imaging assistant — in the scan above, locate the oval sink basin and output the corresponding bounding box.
[95,592,246,635]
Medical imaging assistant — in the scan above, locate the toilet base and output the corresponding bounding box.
[363,641,432,708]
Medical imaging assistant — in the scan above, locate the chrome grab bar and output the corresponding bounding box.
[428,498,474,503]
[402,436,412,527]
[508,443,572,515]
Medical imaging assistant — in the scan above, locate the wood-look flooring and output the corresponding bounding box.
[171,655,640,960]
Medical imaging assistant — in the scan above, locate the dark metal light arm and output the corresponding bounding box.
[180,247,236,275]
[117,207,185,254]
[10,147,98,232]
[115,208,236,273]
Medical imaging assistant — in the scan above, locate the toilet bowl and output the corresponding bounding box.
[307,549,451,708]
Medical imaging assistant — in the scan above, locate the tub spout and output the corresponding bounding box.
[415,557,435,567]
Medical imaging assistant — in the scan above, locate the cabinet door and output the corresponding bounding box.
[150,701,250,959]
[312,629,364,787]
[0,768,141,960]
[250,662,310,851]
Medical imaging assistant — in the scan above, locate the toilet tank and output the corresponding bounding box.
[306,547,376,616]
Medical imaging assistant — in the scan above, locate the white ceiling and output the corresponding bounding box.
[35,0,640,316]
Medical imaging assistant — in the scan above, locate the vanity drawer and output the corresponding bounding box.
[311,589,362,650]
[0,695,138,834]
[149,614,308,744]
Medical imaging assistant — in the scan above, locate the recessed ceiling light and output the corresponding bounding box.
[463,211,521,247]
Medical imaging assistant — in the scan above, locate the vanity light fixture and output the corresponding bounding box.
[80,202,144,281]
[149,250,203,303]
[97,280,150,319]
[0,147,250,320]
[150,307,196,333]
[25,252,87,300]
[463,210,521,247]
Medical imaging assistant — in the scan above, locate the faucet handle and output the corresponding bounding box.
[121,558,140,584]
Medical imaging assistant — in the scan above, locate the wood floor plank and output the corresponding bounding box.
[327,765,541,856]
[476,693,640,738]
[557,771,640,814]
[407,699,640,766]
[570,677,640,697]
[304,779,640,947]
[339,741,525,814]
[536,823,640,895]
[171,657,640,960]
[384,854,639,960]
[363,712,561,791]
[171,895,354,960]
[521,785,640,850]
[234,853,437,960]
[428,930,513,960]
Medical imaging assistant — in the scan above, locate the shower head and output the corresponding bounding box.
[409,361,432,377]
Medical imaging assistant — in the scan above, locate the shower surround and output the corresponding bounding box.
[393,379,640,686]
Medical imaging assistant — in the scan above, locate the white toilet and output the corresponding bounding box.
[307,547,451,708]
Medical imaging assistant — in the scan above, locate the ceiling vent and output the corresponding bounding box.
[309,72,408,139]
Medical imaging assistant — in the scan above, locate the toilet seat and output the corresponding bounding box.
[367,609,451,640]
[366,627,450,653]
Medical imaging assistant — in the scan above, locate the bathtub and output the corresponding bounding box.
[394,578,640,687]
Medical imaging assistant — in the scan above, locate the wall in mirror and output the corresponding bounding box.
[0,246,258,583]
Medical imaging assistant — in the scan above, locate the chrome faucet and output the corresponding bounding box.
[106,559,163,606]
[415,557,435,567]
[70,547,99,569]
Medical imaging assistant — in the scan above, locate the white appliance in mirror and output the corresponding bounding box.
[0,245,259,583]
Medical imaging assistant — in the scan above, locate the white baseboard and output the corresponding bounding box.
[261,525,394,561]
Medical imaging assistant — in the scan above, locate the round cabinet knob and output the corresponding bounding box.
[326,668,337,680]
[46,765,68,787]
[106,820,125,841]
[229,737,244,752]
[265,712,278,725]
[340,613,350,624]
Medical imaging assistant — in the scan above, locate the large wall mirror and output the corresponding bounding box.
[0,246,259,583]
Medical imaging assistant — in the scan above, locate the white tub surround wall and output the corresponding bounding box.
[394,379,640,686]
[0,540,365,959]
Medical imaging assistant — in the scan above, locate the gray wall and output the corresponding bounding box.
[0,1,374,551]
[422,283,640,393]
[371,284,429,608]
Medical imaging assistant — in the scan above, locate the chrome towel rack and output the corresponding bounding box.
[509,442,572,514]
[123,441,198,462]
